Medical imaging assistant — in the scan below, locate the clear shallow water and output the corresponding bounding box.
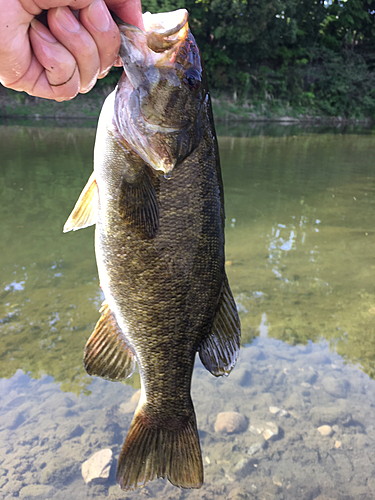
[1,125,375,500]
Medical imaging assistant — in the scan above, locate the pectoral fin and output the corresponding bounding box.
[84,301,135,381]
[118,168,159,239]
[63,172,98,232]
[199,275,241,377]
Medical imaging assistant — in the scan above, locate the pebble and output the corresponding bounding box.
[81,449,113,485]
[269,406,280,414]
[335,440,342,448]
[262,422,280,441]
[249,422,280,441]
[269,406,289,417]
[310,405,351,426]
[232,456,253,478]
[130,389,141,403]
[119,401,137,414]
[214,412,248,434]
[317,425,333,437]
[247,437,266,456]
[230,368,252,387]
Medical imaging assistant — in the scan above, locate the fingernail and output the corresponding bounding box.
[55,7,80,33]
[88,0,111,32]
[30,19,57,43]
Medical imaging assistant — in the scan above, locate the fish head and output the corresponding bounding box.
[114,9,206,175]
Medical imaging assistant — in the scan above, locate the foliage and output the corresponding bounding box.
[103,0,375,118]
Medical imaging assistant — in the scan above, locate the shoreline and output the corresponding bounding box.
[0,86,373,127]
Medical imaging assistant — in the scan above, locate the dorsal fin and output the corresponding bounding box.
[199,275,241,377]
[84,301,136,381]
[63,172,98,232]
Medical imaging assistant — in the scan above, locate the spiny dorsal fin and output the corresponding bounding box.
[118,168,159,239]
[84,301,135,381]
[63,172,98,232]
[199,275,241,377]
[116,403,203,490]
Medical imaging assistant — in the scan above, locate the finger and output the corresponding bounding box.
[12,19,81,100]
[0,3,33,86]
[47,7,100,93]
[79,0,121,79]
[113,56,122,67]
[106,0,144,30]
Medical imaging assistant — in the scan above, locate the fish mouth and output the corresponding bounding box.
[114,10,192,175]
[144,9,189,55]
[117,9,189,69]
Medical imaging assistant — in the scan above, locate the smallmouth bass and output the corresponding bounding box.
[64,9,241,491]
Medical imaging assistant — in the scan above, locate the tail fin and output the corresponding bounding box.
[116,405,203,490]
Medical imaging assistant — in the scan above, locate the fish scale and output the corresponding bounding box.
[64,8,240,491]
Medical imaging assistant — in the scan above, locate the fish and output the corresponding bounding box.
[63,8,241,491]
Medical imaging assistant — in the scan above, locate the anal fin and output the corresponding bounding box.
[199,274,241,377]
[84,301,135,381]
[63,171,98,232]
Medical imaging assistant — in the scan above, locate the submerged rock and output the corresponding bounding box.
[249,421,280,441]
[322,377,350,399]
[317,425,333,437]
[262,422,280,441]
[81,449,113,485]
[214,412,248,434]
[19,484,54,498]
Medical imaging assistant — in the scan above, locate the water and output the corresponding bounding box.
[1,124,375,500]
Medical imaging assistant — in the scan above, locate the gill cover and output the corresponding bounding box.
[113,9,204,175]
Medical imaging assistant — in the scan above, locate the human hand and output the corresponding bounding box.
[0,0,143,101]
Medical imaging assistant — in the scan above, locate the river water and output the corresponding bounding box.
[0,122,375,500]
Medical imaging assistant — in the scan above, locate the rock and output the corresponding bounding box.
[81,449,113,485]
[321,377,350,398]
[60,424,84,441]
[130,389,141,403]
[269,406,289,417]
[310,405,352,427]
[317,425,333,437]
[8,412,26,430]
[262,422,280,441]
[227,486,249,500]
[40,457,76,487]
[249,421,280,441]
[247,436,266,456]
[232,456,253,478]
[19,484,54,498]
[247,347,267,361]
[334,441,342,448]
[231,368,252,387]
[214,412,248,434]
[119,401,137,414]
[308,351,331,365]
[269,406,280,414]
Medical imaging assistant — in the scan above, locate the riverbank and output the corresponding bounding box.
[1,85,374,126]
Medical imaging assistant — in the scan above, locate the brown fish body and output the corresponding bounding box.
[64,9,240,491]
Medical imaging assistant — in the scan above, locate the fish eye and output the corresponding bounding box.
[183,70,201,91]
